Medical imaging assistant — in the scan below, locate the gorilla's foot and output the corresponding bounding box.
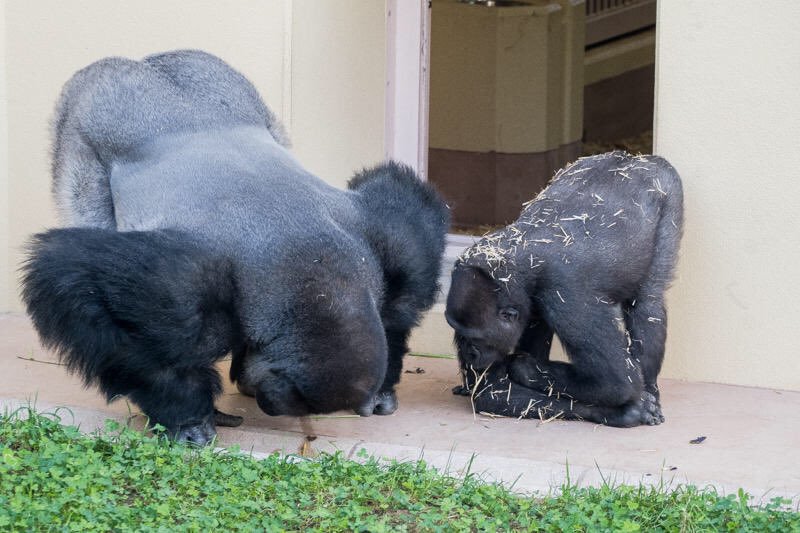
[640,391,665,425]
[610,392,664,427]
[214,408,244,427]
[173,416,216,445]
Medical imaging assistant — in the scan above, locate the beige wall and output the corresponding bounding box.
[0,0,386,312]
[5,1,798,392]
[291,0,386,182]
[654,1,800,391]
[0,6,9,313]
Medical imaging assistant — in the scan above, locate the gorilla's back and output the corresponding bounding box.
[53,49,358,256]
[510,151,683,294]
[55,50,285,160]
[109,125,357,256]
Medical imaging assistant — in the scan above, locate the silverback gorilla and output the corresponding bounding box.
[21,50,449,444]
[446,152,683,427]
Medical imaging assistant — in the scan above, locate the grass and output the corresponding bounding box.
[1,408,798,532]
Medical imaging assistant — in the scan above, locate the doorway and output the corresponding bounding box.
[425,0,657,234]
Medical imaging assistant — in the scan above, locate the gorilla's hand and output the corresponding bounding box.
[173,414,216,445]
[355,390,398,416]
[451,384,471,396]
[507,352,544,386]
[171,408,242,445]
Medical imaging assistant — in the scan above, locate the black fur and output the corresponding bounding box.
[446,152,683,427]
[349,163,449,412]
[23,50,449,444]
[21,228,240,440]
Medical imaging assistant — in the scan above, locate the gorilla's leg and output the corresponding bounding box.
[142,50,290,147]
[51,62,118,228]
[369,328,411,415]
[624,291,668,423]
[52,138,116,228]
[509,291,662,425]
[460,364,657,427]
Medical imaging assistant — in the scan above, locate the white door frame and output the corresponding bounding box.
[385,1,477,247]
[385,0,431,180]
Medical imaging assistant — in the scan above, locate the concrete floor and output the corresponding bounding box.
[2,312,798,505]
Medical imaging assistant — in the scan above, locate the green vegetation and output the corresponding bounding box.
[1,408,797,532]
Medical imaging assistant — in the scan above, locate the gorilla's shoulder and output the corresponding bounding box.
[53,49,289,159]
[346,162,450,328]
[143,49,231,69]
[348,160,418,189]
[348,161,447,219]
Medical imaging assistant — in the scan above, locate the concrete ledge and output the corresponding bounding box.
[3,313,799,503]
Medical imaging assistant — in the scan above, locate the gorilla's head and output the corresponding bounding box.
[235,280,388,417]
[241,353,383,418]
[445,262,530,370]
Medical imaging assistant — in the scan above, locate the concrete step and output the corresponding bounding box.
[3,311,798,502]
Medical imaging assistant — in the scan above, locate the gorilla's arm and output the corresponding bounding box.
[457,363,660,427]
[348,162,450,414]
[509,290,645,405]
[21,228,241,443]
[514,315,554,363]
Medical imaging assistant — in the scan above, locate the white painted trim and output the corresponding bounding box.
[385,0,430,179]
[384,0,397,163]
[281,0,293,135]
[651,0,663,155]
[418,2,431,180]
[0,7,11,311]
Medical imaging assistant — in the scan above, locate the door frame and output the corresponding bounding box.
[384,0,431,180]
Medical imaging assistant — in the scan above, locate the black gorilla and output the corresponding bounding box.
[446,152,683,427]
[21,50,449,444]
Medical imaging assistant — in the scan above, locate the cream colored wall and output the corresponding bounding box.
[0,6,10,313]
[0,1,386,312]
[290,0,386,184]
[654,1,800,391]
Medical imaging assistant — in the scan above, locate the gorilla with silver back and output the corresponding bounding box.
[21,50,449,444]
[446,152,683,427]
